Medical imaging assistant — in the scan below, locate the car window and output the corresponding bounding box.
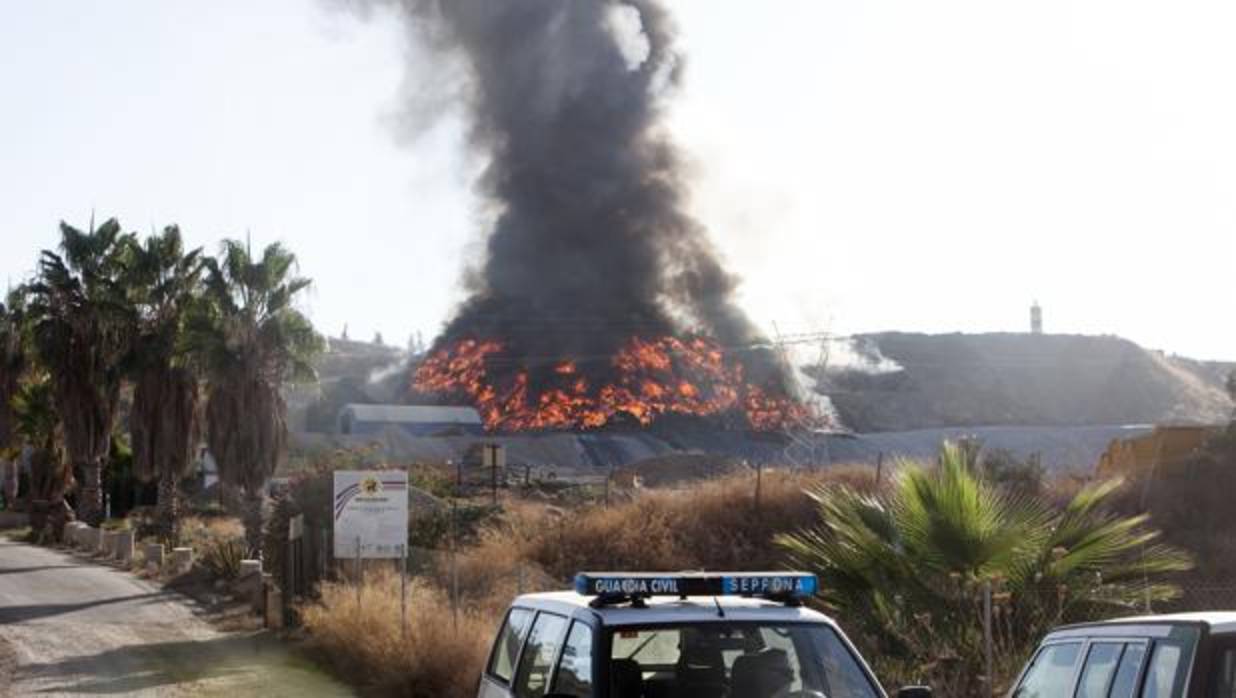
[1014,642,1082,698]
[611,627,682,665]
[514,612,569,698]
[1076,642,1122,698]
[1210,643,1236,698]
[551,621,594,698]
[608,623,876,698]
[490,608,535,683]
[803,624,880,698]
[1142,641,1187,698]
[1108,643,1146,698]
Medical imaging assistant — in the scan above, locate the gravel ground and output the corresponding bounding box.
[0,538,355,697]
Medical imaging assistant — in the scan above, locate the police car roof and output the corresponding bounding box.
[512,591,838,627]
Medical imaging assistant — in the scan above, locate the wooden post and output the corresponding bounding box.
[875,451,885,485]
[285,526,294,625]
[400,544,408,641]
[755,462,763,513]
[984,579,994,698]
[450,499,459,631]
[355,535,362,609]
[320,526,329,582]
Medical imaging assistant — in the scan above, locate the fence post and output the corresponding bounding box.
[400,544,408,641]
[451,499,459,632]
[876,452,885,485]
[321,526,329,583]
[984,579,994,698]
[355,535,362,610]
[285,518,294,626]
[755,463,763,513]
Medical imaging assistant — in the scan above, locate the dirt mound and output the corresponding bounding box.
[824,333,1232,432]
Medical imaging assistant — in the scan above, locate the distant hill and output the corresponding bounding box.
[822,332,1233,433]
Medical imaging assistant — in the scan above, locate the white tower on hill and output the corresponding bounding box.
[1030,301,1043,334]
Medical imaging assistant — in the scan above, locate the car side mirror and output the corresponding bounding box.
[896,687,932,698]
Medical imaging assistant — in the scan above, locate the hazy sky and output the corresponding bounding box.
[2,1,1234,359]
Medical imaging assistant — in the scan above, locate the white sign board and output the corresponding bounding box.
[333,470,408,559]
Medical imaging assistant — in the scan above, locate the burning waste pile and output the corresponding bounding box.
[358,0,812,432]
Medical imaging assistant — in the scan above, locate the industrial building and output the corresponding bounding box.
[336,404,484,437]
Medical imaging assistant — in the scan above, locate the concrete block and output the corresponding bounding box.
[237,561,263,611]
[265,582,284,630]
[172,547,194,575]
[114,530,135,564]
[79,527,101,552]
[101,531,119,557]
[144,542,165,571]
[66,522,86,546]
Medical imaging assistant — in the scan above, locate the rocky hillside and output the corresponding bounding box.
[823,333,1233,432]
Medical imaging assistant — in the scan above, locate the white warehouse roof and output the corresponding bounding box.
[339,404,483,425]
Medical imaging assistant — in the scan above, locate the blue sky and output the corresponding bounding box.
[2,0,1233,359]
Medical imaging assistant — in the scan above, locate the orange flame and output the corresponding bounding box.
[412,336,807,432]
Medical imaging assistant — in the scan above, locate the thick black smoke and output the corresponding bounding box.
[352,0,760,355]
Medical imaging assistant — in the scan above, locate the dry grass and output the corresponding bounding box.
[420,467,878,610]
[301,568,494,698]
[298,465,880,696]
[178,515,244,544]
[520,466,877,580]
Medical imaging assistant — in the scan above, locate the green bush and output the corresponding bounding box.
[201,535,247,579]
[779,441,1191,696]
[408,503,502,550]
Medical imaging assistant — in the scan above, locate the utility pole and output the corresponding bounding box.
[754,462,763,514]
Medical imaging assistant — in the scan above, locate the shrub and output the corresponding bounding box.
[201,535,247,579]
[779,442,1191,695]
[300,568,493,698]
[179,511,245,578]
[408,502,501,550]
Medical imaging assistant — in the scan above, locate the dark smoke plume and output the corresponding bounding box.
[349,0,761,354]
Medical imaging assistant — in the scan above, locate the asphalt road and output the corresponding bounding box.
[0,538,356,697]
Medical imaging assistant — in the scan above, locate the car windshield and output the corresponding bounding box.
[607,622,879,698]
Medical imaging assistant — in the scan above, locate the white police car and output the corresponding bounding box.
[477,571,930,698]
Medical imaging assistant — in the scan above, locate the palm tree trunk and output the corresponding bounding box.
[78,459,103,525]
[241,490,265,559]
[0,457,15,510]
[157,474,180,544]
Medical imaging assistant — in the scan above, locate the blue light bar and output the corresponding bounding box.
[574,572,818,600]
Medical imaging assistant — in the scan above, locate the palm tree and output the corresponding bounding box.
[0,288,29,509]
[124,227,204,542]
[26,220,134,525]
[779,442,1191,694]
[12,374,68,538]
[185,239,322,555]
